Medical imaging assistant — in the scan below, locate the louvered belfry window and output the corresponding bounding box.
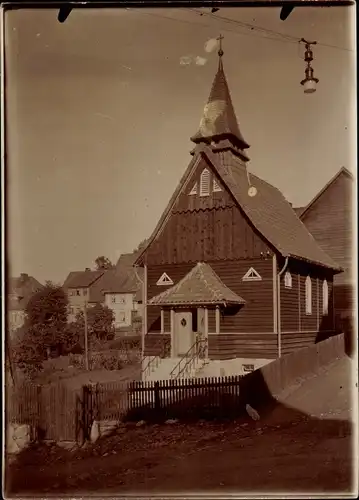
[200,168,210,197]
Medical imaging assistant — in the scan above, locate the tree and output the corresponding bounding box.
[133,239,148,253]
[71,303,115,349]
[94,256,114,270]
[16,283,69,363]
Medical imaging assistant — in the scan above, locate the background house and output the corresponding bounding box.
[135,50,341,380]
[63,269,105,322]
[295,167,354,330]
[63,252,143,332]
[7,273,43,334]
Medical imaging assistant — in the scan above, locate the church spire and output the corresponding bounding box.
[191,35,250,158]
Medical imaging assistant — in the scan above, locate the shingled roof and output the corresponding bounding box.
[191,57,249,157]
[63,270,105,289]
[135,56,342,273]
[83,251,144,304]
[149,262,245,307]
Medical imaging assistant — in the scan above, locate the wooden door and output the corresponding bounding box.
[174,311,194,356]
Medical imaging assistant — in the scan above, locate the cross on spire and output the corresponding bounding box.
[217,34,224,58]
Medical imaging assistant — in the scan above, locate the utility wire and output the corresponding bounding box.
[189,8,353,52]
[139,10,307,45]
[137,9,353,53]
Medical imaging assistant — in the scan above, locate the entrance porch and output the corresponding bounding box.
[144,262,245,380]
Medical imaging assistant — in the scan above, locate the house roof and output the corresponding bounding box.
[63,270,105,289]
[190,57,250,155]
[299,167,354,220]
[149,262,245,307]
[87,252,144,303]
[8,274,43,311]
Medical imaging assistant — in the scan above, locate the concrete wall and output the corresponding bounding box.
[198,358,273,378]
[244,333,347,404]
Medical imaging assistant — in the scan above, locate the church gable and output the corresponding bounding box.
[144,153,270,266]
[173,156,234,213]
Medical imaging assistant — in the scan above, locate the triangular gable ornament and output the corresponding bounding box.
[213,177,222,192]
[156,272,174,286]
[189,182,198,195]
[242,267,262,281]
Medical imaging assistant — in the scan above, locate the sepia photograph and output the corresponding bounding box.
[2,1,357,497]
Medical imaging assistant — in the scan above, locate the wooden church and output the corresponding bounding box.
[134,41,342,380]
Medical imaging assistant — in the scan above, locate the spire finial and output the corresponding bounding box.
[217,34,224,60]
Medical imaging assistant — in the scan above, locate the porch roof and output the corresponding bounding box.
[148,262,246,307]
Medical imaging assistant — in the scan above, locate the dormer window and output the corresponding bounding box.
[200,168,210,197]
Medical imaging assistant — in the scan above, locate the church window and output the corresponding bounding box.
[284,271,292,288]
[305,276,312,315]
[322,280,329,316]
[200,168,210,197]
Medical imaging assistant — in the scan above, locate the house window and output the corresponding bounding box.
[83,289,88,295]
[213,178,222,192]
[305,276,312,315]
[111,296,116,304]
[76,290,81,296]
[200,168,210,197]
[118,312,126,324]
[284,271,292,289]
[189,182,198,195]
[322,280,329,316]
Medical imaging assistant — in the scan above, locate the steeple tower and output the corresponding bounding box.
[191,35,250,161]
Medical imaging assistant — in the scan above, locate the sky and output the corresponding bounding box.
[5,6,356,285]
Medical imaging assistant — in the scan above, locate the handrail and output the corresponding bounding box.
[170,338,207,380]
[141,337,170,380]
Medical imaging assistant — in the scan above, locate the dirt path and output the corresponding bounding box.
[6,357,355,496]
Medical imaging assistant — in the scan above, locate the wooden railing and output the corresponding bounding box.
[170,338,207,380]
[141,355,161,381]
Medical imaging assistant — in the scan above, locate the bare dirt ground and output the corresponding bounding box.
[6,357,356,497]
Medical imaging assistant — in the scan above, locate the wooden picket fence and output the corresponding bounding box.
[6,382,79,443]
[85,376,245,423]
[7,375,246,443]
[121,375,245,421]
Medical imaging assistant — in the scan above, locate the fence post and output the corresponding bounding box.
[36,384,42,442]
[154,381,161,412]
